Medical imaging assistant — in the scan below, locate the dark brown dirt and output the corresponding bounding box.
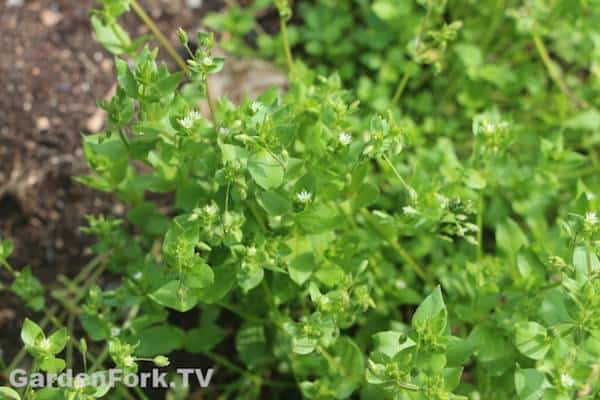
[0,0,223,371]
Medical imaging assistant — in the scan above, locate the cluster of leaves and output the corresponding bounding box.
[3,0,600,399]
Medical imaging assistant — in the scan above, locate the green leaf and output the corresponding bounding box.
[353,182,380,209]
[248,150,284,190]
[182,259,214,289]
[295,203,341,234]
[156,72,183,96]
[496,218,529,255]
[573,246,600,281]
[412,286,447,335]
[48,328,69,355]
[221,144,249,163]
[116,58,138,98]
[516,249,545,285]
[10,267,45,311]
[455,43,483,73]
[235,325,270,368]
[0,239,13,261]
[34,388,63,400]
[195,264,237,304]
[540,288,572,325]
[256,190,292,215]
[39,356,66,373]
[514,368,549,400]
[444,367,463,391]
[150,281,199,312]
[565,109,600,131]
[288,252,315,285]
[331,337,365,399]
[371,331,403,358]
[446,336,474,367]
[21,318,44,348]
[184,323,226,354]
[515,322,550,360]
[0,387,21,400]
[464,168,487,190]
[137,325,184,357]
[237,263,264,293]
[90,17,130,55]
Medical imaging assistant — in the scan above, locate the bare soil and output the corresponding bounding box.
[0,0,222,372]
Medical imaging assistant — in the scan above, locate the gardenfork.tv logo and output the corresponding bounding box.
[8,368,214,390]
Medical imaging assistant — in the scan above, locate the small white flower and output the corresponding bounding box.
[296,190,312,204]
[74,375,87,389]
[111,327,121,337]
[465,223,479,232]
[189,110,202,121]
[204,203,219,216]
[179,110,202,129]
[560,373,574,387]
[250,101,263,113]
[484,122,495,133]
[339,132,352,146]
[133,271,143,280]
[219,127,230,136]
[402,206,418,215]
[123,355,136,367]
[585,211,598,226]
[247,246,257,256]
[39,338,51,351]
[435,193,449,208]
[394,279,407,289]
[179,116,194,129]
[202,56,213,66]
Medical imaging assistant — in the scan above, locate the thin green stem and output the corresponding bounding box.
[118,129,130,150]
[481,0,506,50]
[129,0,188,74]
[23,361,37,400]
[395,240,430,283]
[382,155,417,201]
[279,16,295,77]
[317,346,348,377]
[391,70,410,105]
[6,257,105,373]
[204,351,293,388]
[360,209,432,283]
[205,84,218,124]
[532,31,588,109]
[132,385,150,400]
[219,301,268,324]
[477,195,484,260]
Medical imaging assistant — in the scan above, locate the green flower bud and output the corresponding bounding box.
[153,355,170,367]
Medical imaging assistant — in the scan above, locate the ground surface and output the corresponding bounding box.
[0,0,221,370]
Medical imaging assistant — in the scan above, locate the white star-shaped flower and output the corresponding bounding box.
[585,211,598,226]
[189,110,202,121]
[124,355,136,367]
[339,132,352,146]
[250,101,263,113]
[204,204,219,216]
[39,338,51,351]
[560,373,574,387]
[296,190,312,204]
[179,110,202,129]
[179,116,194,129]
[402,206,418,215]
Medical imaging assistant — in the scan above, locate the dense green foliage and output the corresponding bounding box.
[2,0,600,399]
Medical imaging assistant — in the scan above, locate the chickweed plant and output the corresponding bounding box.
[2,0,600,399]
